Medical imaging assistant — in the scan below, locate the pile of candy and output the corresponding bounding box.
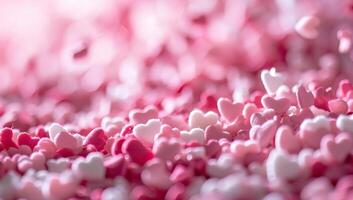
[2,0,353,200]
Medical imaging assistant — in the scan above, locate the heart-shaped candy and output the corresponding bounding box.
[72,152,105,181]
[180,128,205,144]
[217,98,243,122]
[266,150,301,182]
[129,106,158,124]
[320,133,353,163]
[336,114,353,133]
[250,119,277,148]
[133,119,161,144]
[261,95,290,114]
[275,125,301,154]
[205,124,232,141]
[54,131,78,151]
[188,110,218,129]
[153,138,181,161]
[141,158,172,189]
[83,128,107,151]
[261,68,285,94]
[296,85,314,109]
[299,115,331,149]
[122,138,153,165]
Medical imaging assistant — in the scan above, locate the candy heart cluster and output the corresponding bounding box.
[0,71,353,200]
[2,0,353,200]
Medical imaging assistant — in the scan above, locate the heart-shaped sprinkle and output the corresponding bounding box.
[250,119,277,148]
[141,158,172,189]
[180,128,205,144]
[261,68,285,94]
[266,150,301,182]
[72,152,105,181]
[275,125,301,154]
[129,106,159,124]
[153,138,181,161]
[299,115,331,149]
[205,124,232,141]
[188,110,218,129]
[261,95,290,114]
[217,98,244,122]
[336,114,353,133]
[296,85,314,109]
[83,128,107,151]
[133,119,162,144]
[104,155,126,178]
[320,133,353,163]
[54,131,78,151]
[122,138,153,166]
[17,133,39,150]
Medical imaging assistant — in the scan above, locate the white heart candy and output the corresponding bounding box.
[72,152,105,181]
[133,119,162,144]
[336,114,353,133]
[189,110,218,129]
[300,115,330,132]
[48,123,66,141]
[180,128,205,144]
[266,150,301,182]
[261,68,285,94]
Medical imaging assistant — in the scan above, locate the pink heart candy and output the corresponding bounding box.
[230,140,260,158]
[54,131,78,151]
[72,152,105,181]
[83,128,107,151]
[188,110,218,129]
[321,133,353,163]
[133,119,162,144]
[261,95,290,114]
[129,106,159,124]
[141,158,172,189]
[43,172,78,199]
[250,119,277,148]
[153,138,181,161]
[275,125,301,154]
[217,98,244,122]
[205,124,232,141]
[299,115,331,149]
[34,138,56,158]
[296,85,314,109]
[266,150,301,182]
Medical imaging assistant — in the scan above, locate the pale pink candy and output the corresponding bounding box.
[180,128,205,144]
[266,150,301,182]
[296,85,314,109]
[205,124,232,141]
[47,158,70,173]
[242,103,258,121]
[48,123,66,141]
[299,115,331,149]
[230,140,260,158]
[54,131,78,150]
[301,177,333,200]
[133,119,162,144]
[42,171,79,200]
[295,16,320,39]
[261,95,290,114]
[72,152,105,181]
[320,133,353,163]
[217,98,244,122]
[18,177,44,200]
[206,154,241,178]
[260,68,285,94]
[154,124,180,140]
[141,158,172,190]
[188,110,218,129]
[153,138,181,161]
[129,106,159,124]
[275,125,301,154]
[250,119,277,148]
[328,99,348,115]
[336,114,353,133]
